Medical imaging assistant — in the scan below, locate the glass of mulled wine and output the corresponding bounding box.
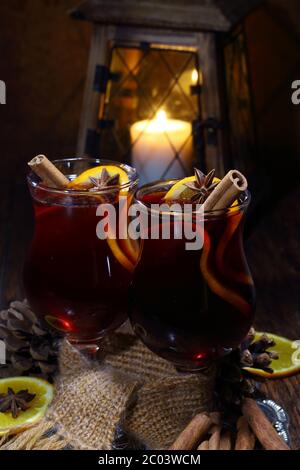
[24,158,138,347]
[128,180,255,370]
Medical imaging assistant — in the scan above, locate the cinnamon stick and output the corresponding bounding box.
[28,154,69,188]
[219,430,232,450]
[204,169,247,211]
[242,398,290,450]
[169,412,212,450]
[208,425,221,450]
[210,411,221,425]
[235,416,256,450]
[197,440,209,450]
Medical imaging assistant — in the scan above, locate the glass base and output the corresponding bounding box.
[66,335,104,357]
[172,347,233,373]
[175,364,211,373]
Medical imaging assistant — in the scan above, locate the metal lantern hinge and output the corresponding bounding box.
[84,128,100,157]
[192,119,205,172]
[140,41,150,51]
[192,117,223,148]
[93,65,119,93]
[190,84,202,96]
[97,119,114,129]
[203,117,224,146]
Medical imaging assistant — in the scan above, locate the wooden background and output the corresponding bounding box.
[0,0,299,448]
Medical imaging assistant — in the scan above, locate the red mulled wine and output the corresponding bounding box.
[24,158,138,344]
[129,181,255,369]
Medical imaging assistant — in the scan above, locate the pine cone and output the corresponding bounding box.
[0,300,61,381]
[215,328,277,414]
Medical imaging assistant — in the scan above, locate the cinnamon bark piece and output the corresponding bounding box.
[28,155,69,188]
[235,416,256,450]
[242,398,290,450]
[169,412,213,450]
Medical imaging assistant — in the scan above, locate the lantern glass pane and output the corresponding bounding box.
[98,45,202,184]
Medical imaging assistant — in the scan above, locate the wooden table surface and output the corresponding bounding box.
[0,181,299,449]
[246,185,300,450]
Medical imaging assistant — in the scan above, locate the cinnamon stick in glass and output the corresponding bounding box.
[28,154,69,189]
[204,169,247,211]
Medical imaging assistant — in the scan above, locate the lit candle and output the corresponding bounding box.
[130,110,192,184]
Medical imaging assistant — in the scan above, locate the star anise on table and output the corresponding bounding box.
[89,168,120,191]
[0,388,36,418]
[184,168,219,203]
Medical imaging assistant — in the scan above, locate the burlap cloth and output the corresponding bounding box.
[0,326,214,450]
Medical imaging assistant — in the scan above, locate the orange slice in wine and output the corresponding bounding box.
[200,229,252,316]
[106,193,141,272]
[68,165,139,272]
[67,164,129,191]
[164,175,221,201]
[164,174,238,208]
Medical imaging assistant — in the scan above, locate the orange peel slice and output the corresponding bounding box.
[68,164,140,272]
[215,212,253,286]
[164,176,220,201]
[200,229,251,316]
[244,332,300,379]
[164,174,238,209]
[67,164,129,191]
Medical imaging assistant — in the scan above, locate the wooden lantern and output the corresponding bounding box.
[71,0,260,183]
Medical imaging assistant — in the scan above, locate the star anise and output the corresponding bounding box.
[184,168,219,203]
[89,168,120,191]
[0,388,36,418]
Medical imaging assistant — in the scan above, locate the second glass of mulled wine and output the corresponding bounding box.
[128,179,255,370]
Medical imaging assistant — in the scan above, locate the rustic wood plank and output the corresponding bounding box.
[0,183,14,301]
[196,32,225,176]
[247,184,300,450]
[70,0,262,32]
[0,0,90,179]
[0,183,33,309]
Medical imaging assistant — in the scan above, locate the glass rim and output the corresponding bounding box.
[27,157,139,195]
[134,178,251,218]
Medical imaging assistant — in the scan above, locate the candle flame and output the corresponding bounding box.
[143,109,168,131]
[155,109,167,123]
[131,108,191,134]
[191,69,198,84]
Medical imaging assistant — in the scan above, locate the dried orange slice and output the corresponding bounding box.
[164,175,221,201]
[164,174,238,208]
[244,332,300,379]
[68,164,139,271]
[67,164,129,191]
[0,377,54,436]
